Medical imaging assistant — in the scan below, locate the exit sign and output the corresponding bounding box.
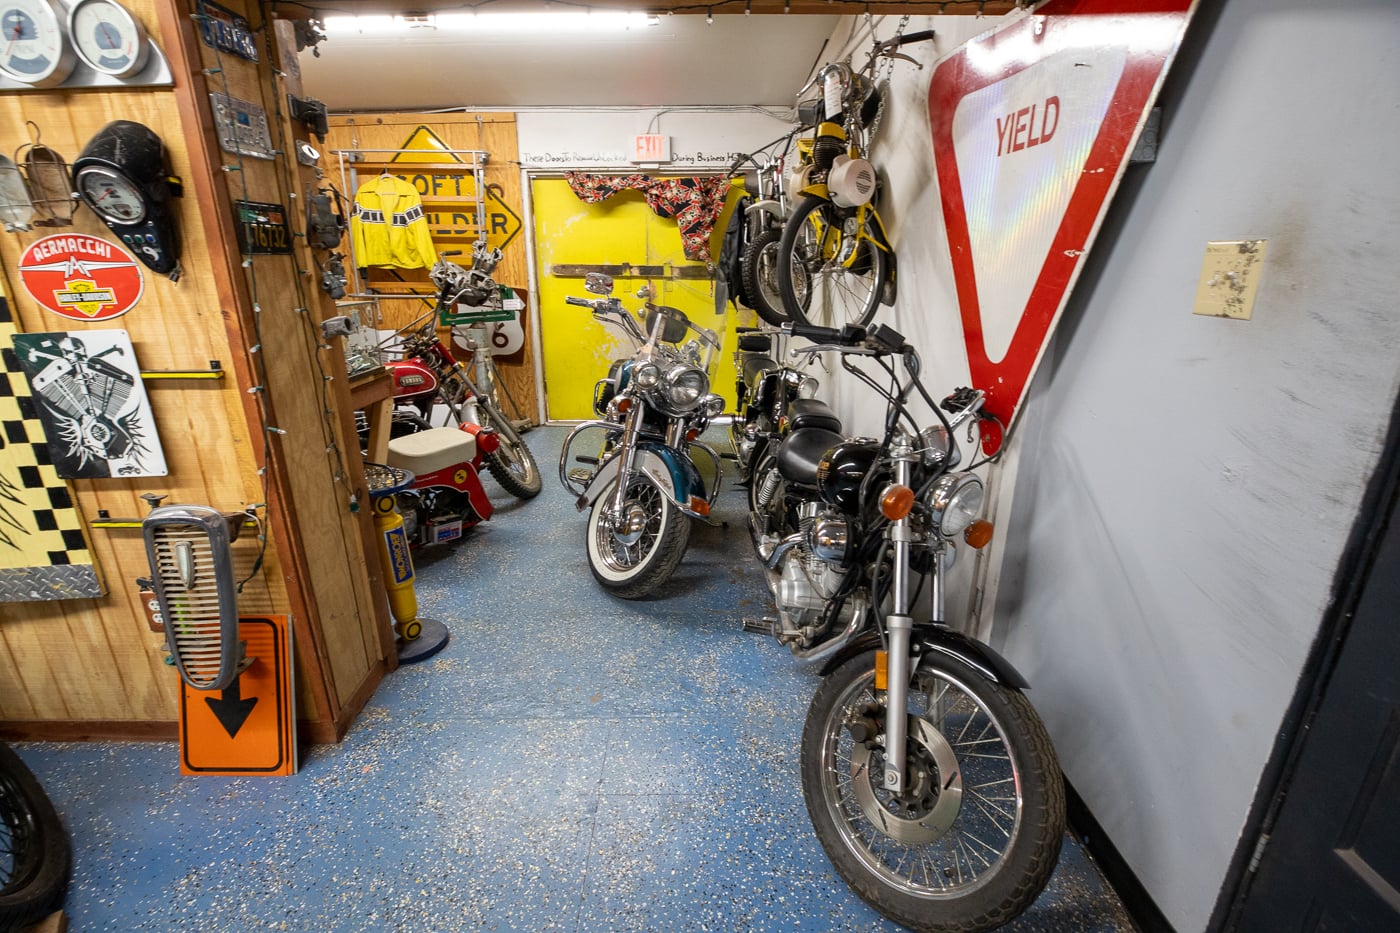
[630,134,671,163]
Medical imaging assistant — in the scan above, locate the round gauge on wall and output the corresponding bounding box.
[75,164,147,225]
[67,0,148,79]
[0,0,77,87]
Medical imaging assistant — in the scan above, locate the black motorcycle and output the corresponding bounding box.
[729,324,833,488]
[751,321,1065,933]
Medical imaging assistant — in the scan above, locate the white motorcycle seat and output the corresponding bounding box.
[387,427,478,478]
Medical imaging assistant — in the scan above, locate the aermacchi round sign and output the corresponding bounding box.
[18,234,145,322]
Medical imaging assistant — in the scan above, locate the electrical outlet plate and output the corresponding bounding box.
[1194,239,1267,320]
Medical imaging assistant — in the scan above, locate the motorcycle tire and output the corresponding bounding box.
[0,743,70,930]
[477,397,542,499]
[801,650,1065,933]
[585,473,691,599]
[777,196,889,330]
[740,227,790,326]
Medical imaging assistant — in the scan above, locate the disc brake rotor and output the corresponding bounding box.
[848,716,963,844]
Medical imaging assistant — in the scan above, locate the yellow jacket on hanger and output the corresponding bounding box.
[350,174,438,270]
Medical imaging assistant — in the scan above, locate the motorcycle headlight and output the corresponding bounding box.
[703,394,725,418]
[928,472,984,537]
[634,362,661,388]
[663,364,708,411]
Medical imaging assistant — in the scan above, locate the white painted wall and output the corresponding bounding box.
[516,106,793,170]
[817,3,1400,932]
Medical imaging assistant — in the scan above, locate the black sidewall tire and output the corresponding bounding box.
[479,399,542,499]
[585,475,692,599]
[778,197,888,330]
[741,227,789,326]
[0,743,70,929]
[800,651,1066,933]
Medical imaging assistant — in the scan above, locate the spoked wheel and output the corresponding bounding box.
[777,196,889,329]
[586,473,691,599]
[476,398,542,499]
[0,743,70,930]
[741,227,790,326]
[801,651,1065,933]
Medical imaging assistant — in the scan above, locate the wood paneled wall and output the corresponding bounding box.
[325,113,537,422]
[0,0,392,743]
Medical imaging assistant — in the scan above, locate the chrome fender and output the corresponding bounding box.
[747,199,785,221]
[577,445,699,515]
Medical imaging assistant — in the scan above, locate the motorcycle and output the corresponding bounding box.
[729,324,833,487]
[378,247,544,502]
[750,321,1065,933]
[775,26,936,329]
[558,273,726,599]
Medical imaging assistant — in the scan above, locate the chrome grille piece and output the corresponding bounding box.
[142,506,241,691]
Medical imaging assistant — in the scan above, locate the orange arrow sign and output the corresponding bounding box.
[179,615,296,776]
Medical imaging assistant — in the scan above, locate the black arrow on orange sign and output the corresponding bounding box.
[205,676,258,739]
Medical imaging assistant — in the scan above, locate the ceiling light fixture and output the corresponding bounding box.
[322,11,660,36]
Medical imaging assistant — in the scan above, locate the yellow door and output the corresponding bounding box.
[531,177,753,422]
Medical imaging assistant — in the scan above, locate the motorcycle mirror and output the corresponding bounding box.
[584,272,614,295]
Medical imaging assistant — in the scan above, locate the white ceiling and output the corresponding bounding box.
[296,14,842,111]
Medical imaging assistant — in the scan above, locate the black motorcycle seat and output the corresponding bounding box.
[778,427,845,486]
[788,398,842,433]
[737,333,772,353]
[742,355,778,389]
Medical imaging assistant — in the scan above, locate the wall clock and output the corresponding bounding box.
[0,0,77,88]
[67,0,149,79]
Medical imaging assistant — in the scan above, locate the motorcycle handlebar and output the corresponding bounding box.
[896,29,936,45]
[565,296,595,308]
[787,322,865,345]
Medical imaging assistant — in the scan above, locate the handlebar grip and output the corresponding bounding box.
[897,29,937,45]
[789,322,867,346]
[565,297,592,307]
[440,250,463,257]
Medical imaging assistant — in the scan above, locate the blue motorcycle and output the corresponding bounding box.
[559,274,725,599]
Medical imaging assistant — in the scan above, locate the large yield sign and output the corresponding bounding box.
[179,615,295,776]
[929,0,1197,449]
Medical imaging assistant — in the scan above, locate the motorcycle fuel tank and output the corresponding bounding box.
[388,358,439,402]
[815,439,885,516]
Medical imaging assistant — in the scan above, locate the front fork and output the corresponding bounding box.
[606,402,644,521]
[882,433,930,796]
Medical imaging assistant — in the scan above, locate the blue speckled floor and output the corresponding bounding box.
[16,426,1133,932]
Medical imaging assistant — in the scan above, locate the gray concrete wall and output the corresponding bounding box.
[823,2,1400,930]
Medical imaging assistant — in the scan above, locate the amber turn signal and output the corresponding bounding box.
[689,496,710,517]
[879,484,915,520]
[964,519,995,549]
[685,427,700,443]
[614,397,633,413]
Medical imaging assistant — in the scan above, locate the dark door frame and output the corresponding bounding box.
[1211,388,1400,928]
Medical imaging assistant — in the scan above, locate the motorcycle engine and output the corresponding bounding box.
[772,502,855,648]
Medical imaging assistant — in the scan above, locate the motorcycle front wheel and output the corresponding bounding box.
[777,196,889,330]
[801,650,1065,933]
[0,743,70,929]
[585,474,691,599]
[741,227,789,326]
[477,397,542,499]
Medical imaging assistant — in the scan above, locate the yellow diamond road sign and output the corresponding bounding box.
[391,126,522,250]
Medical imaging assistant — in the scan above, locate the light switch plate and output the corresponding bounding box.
[1193,239,1267,320]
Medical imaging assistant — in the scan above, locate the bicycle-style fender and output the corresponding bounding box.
[817,627,1030,690]
[747,199,784,221]
[579,442,707,515]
